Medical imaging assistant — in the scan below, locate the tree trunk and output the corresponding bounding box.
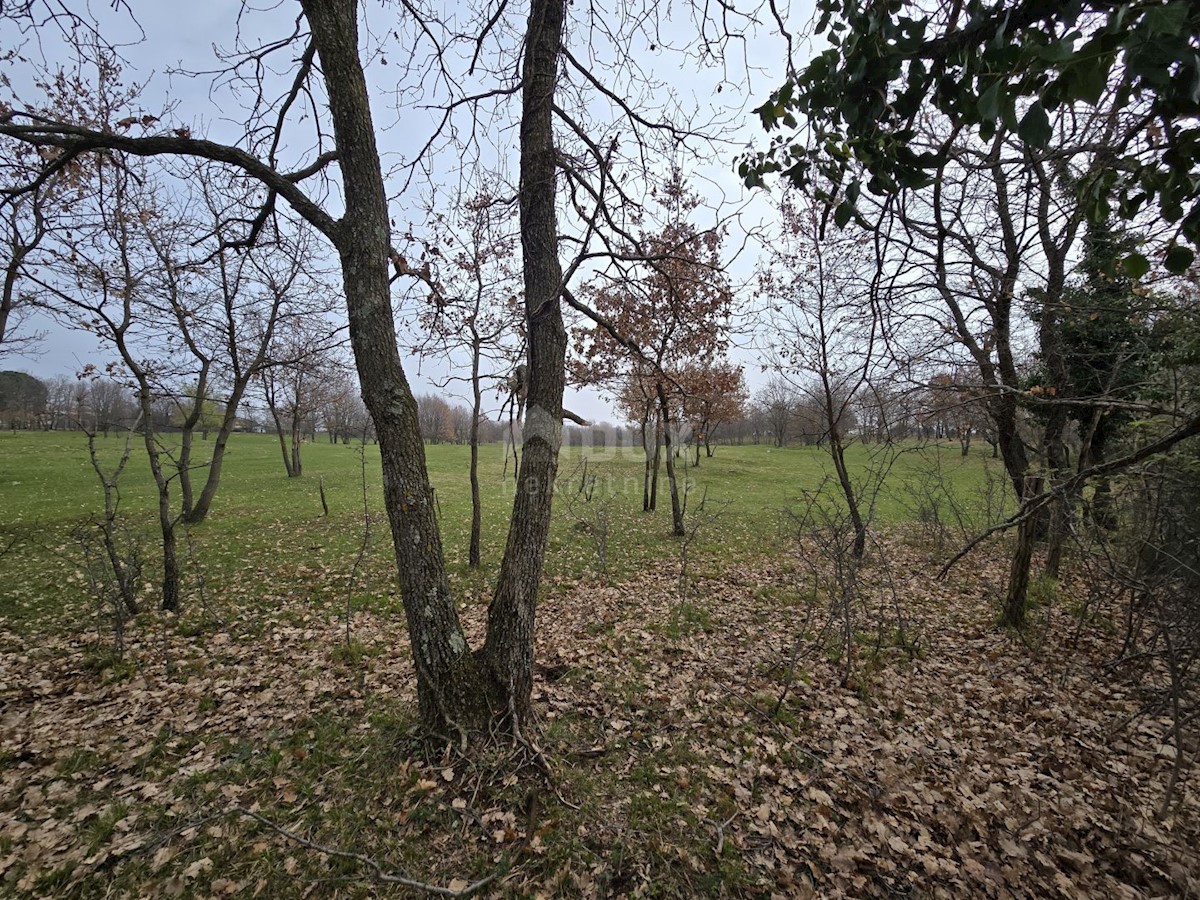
[641,413,653,511]
[1084,430,1116,529]
[138,398,180,612]
[829,430,866,559]
[1042,410,1070,580]
[650,413,662,511]
[469,338,482,568]
[175,367,213,520]
[1039,296,1073,579]
[267,403,295,477]
[290,415,304,477]
[1003,507,1037,629]
[178,426,195,517]
[304,0,489,735]
[480,0,568,731]
[185,382,254,524]
[991,390,1029,500]
[656,382,685,537]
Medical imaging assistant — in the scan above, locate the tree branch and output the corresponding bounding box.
[0,118,338,239]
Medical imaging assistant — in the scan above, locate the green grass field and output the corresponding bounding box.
[0,429,1006,633]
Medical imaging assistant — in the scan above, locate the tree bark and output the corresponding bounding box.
[1042,403,1070,579]
[650,412,662,511]
[267,401,295,478]
[135,389,181,612]
[829,429,866,559]
[641,410,653,511]
[290,415,303,476]
[469,336,482,568]
[304,0,488,734]
[480,0,568,730]
[175,367,211,519]
[656,381,685,536]
[2,0,573,741]
[1003,498,1038,629]
[185,382,253,523]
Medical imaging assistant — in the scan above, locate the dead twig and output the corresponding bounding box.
[225,805,507,895]
[704,810,739,857]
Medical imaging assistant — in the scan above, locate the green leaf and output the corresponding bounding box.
[1066,53,1113,105]
[1165,244,1195,274]
[977,80,1003,122]
[1035,37,1076,63]
[833,200,854,228]
[1142,2,1188,35]
[1018,101,1052,147]
[1122,253,1151,278]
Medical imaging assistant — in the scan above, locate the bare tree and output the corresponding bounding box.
[0,109,64,355]
[759,377,795,448]
[43,373,78,430]
[408,182,522,566]
[46,155,190,611]
[320,370,369,444]
[178,169,336,522]
[83,375,134,435]
[677,360,747,465]
[864,101,1134,625]
[760,189,883,557]
[260,319,344,478]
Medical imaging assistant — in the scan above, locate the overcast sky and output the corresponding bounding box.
[2,0,816,424]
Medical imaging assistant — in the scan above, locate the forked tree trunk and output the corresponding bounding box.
[175,373,211,520]
[177,427,196,516]
[306,0,568,736]
[186,374,268,524]
[184,407,241,523]
[137,393,181,612]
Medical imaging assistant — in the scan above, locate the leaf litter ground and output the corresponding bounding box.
[1,536,1197,898]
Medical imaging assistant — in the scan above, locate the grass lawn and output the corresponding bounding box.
[0,429,1005,631]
